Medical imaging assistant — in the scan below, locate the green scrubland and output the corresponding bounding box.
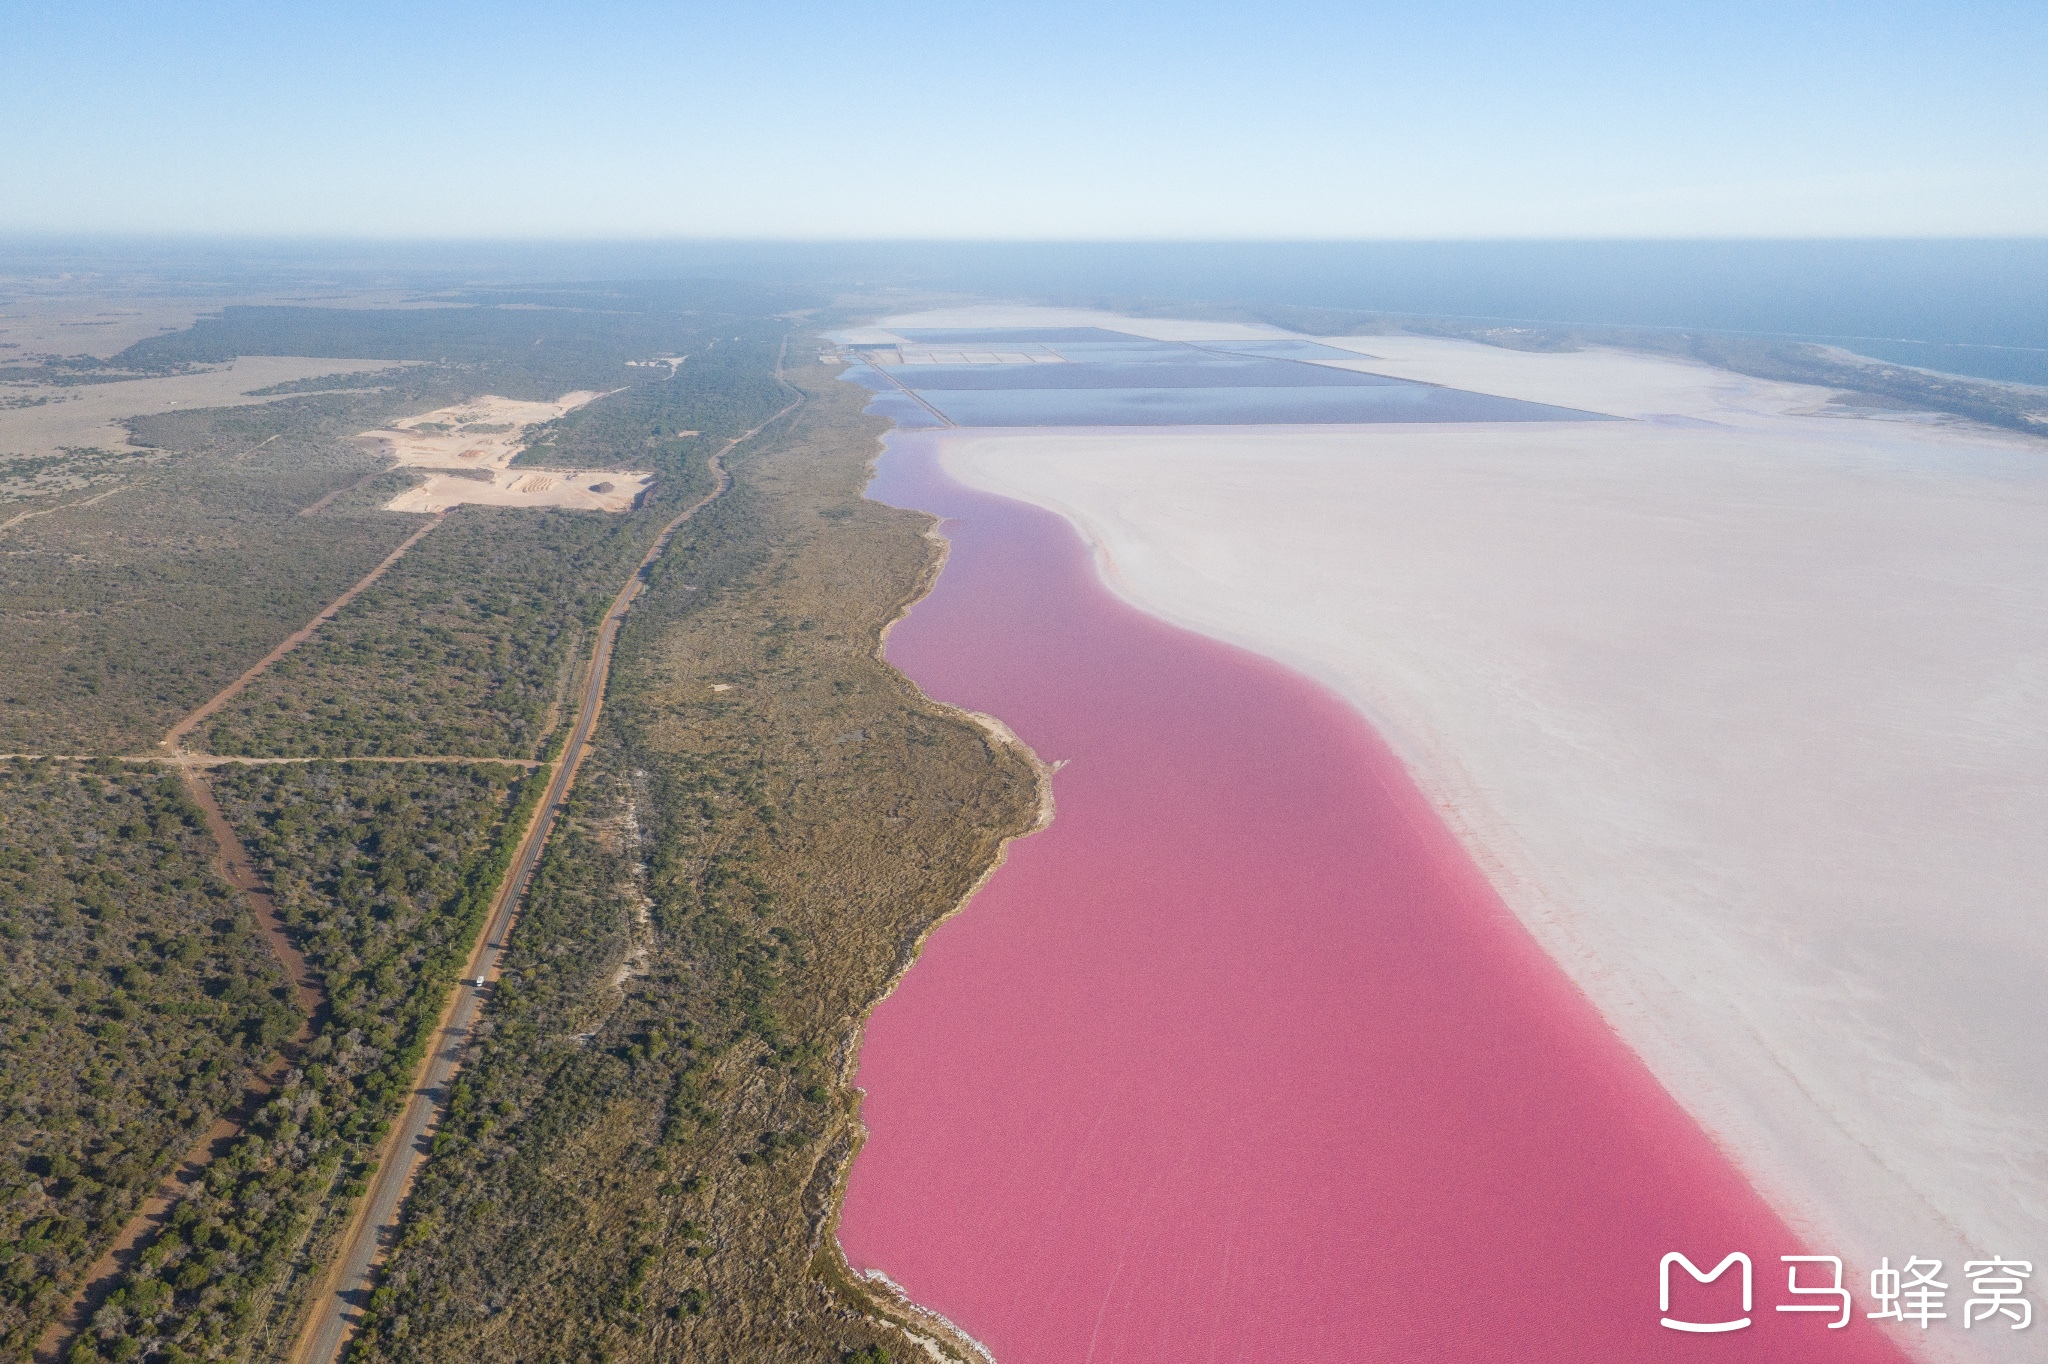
[0,761,288,1358]
[349,365,1041,1362]
[65,762,529,1363]
[8,289,1039,1364]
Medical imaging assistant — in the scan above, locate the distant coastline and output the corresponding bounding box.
[1101,297,2048,436]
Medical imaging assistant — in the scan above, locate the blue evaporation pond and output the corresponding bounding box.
[1022,340,1193,361]
[839,368,947,427]
[840,368,897,392]
[913,385,1604,426]
[898,359,1407,390]
[1194,339,1376,362]
[893,327,1142,344]
[863,391,950,429]
[852,328,1611,426]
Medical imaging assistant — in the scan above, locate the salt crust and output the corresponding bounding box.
[891,306,2048,1364]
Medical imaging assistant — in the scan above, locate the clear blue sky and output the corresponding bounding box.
[3,0,2043,239]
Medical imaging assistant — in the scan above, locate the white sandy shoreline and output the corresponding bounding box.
[870,306,2048,1364]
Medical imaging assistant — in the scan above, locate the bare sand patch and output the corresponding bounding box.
[359,391,652,514]
[898,308,2047,1364]
[384,468,653,514]
[358,392,607,471]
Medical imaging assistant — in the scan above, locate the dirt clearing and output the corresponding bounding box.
[363,392,654,513]
[358,392,607,470]
[384,470,655,513]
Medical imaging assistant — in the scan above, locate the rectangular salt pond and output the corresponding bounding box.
[894,327,1142,344]
[1193,338,1379,362]
[899,358,1410,391]
[848,327,1612,426]
[913,383,1604,426]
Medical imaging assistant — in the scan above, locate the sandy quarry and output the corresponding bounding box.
[891,308,2047,1364]
[362,393,653,513]
[382,467,654,514]
[360,392,607,471]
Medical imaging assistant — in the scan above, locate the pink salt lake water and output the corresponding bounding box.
[841,430,1908,1364]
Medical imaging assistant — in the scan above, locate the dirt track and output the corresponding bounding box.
[24,352,800,1364]
[33,499,439,1362]
[160,513,444,753]
[32,771,330,1364]
[287,350,801,1364]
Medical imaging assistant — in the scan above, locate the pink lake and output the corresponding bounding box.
[840,430,1908,1364]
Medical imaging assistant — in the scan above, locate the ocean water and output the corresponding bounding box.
[1823,338,2048,386]
[868,240,2048,386]
[10,238,2041,386]
[586,239,2048,386]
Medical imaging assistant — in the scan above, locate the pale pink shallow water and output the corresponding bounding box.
[842,430,1910,1364]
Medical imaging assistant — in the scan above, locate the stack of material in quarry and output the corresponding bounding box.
[588,480,614,493]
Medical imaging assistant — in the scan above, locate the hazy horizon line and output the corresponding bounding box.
[6,231,2048,247]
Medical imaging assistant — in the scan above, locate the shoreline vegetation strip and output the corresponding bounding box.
[342,360,1041,1361]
